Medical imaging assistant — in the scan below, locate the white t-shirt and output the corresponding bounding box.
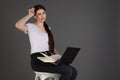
[25,23,50,54]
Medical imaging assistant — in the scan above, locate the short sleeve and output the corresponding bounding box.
[24,23,30,34]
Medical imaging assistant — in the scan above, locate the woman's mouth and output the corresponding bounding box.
[41,18,45,20]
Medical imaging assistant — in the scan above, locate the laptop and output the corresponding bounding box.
[52,47,80,65]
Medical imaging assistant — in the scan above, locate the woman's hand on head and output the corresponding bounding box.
[28,8,35,17]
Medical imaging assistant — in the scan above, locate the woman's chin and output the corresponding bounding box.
[38,20,45,23]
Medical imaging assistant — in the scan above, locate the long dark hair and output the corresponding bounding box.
[34,4,55,53]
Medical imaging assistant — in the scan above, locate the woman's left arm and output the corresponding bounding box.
[54,48,61,54]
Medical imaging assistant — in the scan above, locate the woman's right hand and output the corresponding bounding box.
[28,8,35,17]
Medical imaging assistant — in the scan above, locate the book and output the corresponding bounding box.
[37,53,62,63]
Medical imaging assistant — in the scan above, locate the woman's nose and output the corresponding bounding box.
[41,14,44,17]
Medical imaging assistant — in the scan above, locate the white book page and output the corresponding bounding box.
[37,53,62,63]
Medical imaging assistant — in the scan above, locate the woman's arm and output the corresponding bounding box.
[15,8,34,32]
[54,48,61,54]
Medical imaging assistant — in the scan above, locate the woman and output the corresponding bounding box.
[15,4,77,80]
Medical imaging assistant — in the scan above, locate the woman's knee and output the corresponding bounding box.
[72,67,78,76]
[59,65,73,75]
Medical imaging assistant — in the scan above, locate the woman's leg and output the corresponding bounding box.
[52,64,78,80]
[32,63,77,80]
[31,53,78,80]
[58,64,73,80]
[58,64,78,80]
[69,65,78,80]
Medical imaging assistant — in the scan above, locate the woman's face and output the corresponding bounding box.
[34,9,46,23]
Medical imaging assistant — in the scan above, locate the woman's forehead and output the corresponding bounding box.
[36,9,45,13]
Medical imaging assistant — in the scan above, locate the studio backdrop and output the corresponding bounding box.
[0,0,119,80]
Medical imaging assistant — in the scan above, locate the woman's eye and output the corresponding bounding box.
[38,13,41,15]
[37,12,46,16]
[43,12,46,14]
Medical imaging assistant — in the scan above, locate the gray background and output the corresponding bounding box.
[0,0,119,80]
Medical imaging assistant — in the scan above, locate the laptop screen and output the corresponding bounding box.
[58,47,80,65]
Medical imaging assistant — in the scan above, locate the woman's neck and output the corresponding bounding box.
[35,22,44,27]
